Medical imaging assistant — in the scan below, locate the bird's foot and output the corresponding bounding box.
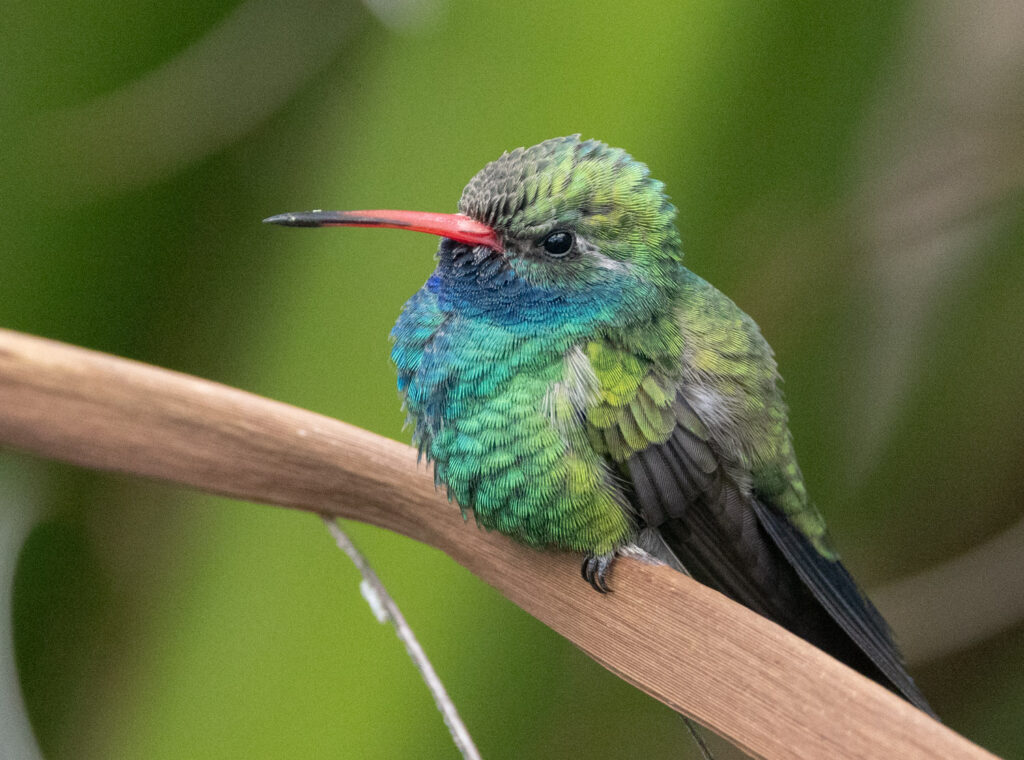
[581,552,615,593]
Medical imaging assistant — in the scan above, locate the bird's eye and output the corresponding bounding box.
[540,231,574,257]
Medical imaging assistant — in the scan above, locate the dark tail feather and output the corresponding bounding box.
[750,499,936,717]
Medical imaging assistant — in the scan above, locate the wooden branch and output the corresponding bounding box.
[0,328,997,760]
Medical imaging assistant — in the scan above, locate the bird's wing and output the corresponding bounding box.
[618,391,826,626]
[625,395,932,714]
[583,343,933,713]
[584,341,801,619]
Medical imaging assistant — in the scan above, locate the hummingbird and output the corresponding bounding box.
[265,135,933,715]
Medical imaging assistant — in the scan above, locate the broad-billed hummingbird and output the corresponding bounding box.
[266,135,933,714]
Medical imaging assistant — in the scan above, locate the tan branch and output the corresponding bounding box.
[0,328,997,760]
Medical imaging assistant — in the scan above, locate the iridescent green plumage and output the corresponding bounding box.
[268,135,933,716]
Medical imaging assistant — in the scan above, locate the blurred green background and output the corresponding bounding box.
[3,1,1023,758]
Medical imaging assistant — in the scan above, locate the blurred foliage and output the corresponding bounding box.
[3,0,1023,758]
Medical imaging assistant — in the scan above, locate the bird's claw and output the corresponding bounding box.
[581,553,614,593]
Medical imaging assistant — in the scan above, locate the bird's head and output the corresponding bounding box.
[266,136,683,321]
[455,135,681,290]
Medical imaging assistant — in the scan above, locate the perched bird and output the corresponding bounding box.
[266,135,933,714]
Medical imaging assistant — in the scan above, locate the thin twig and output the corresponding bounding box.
[321,516,482,760]
[682,716,716,760]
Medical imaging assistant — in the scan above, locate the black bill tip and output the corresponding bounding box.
[262,211,328,227]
